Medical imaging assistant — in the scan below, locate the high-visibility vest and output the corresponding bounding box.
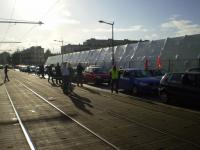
[111,69,119,80]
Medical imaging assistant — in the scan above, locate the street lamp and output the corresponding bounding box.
[54,40,64,63]
[99,20,115,65]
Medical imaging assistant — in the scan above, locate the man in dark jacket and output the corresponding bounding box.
[4,65,9,83]
[48,64,55,84]
[76,63,84,87]
[55,63,62,84]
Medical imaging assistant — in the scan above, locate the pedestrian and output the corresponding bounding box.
[40,65,45,79]
[61,62,70,88]
[55,63,62,84]
[76,63,84,87]
[48,64,55,84]
[110,65,120,93]
[68,63,74,82]
[4,65,9,83]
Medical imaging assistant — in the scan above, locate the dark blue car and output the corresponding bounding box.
[119,68,160,95]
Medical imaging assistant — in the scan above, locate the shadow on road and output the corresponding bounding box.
[0,82,4,86]
[81,86,101,95]
[69,92,93,115]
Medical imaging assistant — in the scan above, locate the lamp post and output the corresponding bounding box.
[54,40,64,63]
[99,20,115,65]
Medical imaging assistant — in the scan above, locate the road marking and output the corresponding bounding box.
[17,80,120,150]
[4,84,36,150]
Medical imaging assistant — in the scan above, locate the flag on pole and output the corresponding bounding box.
[144,58,149,70]
[156,55,162,69]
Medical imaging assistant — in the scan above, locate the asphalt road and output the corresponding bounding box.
[0,70,200,150]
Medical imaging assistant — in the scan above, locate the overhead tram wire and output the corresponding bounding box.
[0,0,17,48]
[39,0,61,20]
[19,0,61,44]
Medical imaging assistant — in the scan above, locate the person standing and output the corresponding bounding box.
[40,65,45,79]
[76,63,84,87]
[68,63,74,82]
[110,65,120,94]
[47,64,55,84]
[55,63,62,84]
[61,62,70,89]
[4,65,9,83]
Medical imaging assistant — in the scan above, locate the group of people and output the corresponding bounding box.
[46,62,84,87]
[2,62,121,94]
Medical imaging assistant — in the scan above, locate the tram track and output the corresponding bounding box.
[17,79,200,149]
[17,80,120,150]
[14,71,200,123]
[9,72,200,149]
[3,77,119,150]
[4,84,36,150]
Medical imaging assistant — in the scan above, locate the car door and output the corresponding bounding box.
[87,68,94,82]
[182,74,200,100]
[119,70,131,90]
[166,73,183,97]
[84,67,91,82]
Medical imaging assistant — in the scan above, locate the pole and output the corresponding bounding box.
[99,20,115,66]
[112,22,114,65]
[61,40,63,63]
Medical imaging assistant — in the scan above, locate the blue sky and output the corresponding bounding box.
[0,0,200,52]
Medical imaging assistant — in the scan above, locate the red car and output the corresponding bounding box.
[83,66,110,84]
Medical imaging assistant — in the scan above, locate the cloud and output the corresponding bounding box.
[144,33,158,40]
[161,18,200,36]
[82,25,148,33]
[169,14,181,20]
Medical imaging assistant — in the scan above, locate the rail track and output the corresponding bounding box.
[2,71,200,149]
[2,77,119,150]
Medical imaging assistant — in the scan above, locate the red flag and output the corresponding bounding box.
[156,55,162,69]
[144,58,149,70]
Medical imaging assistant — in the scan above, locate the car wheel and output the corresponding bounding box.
[132,87,139,95]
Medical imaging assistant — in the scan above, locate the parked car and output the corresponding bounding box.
[0,64,3,69]
[83,65,110,84]
[119,68,160,95]
[159,72,200,104]
[28,65,36,73]
[19,65,28,72]
[186,67,200,73]
[148,69,166,80]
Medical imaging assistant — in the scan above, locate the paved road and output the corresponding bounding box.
[0,70,200,150]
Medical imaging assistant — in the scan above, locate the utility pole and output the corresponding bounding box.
[99,20,115,65]
[54,40,64,63]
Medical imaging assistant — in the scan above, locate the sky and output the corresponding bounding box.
[0,0,200,53]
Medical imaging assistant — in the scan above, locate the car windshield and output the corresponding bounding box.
[130,70,151,78]
[92,68,107,73]
[149,70,165,76]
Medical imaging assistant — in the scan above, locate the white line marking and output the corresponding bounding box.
[4,84,36,150]
[17,80,120,150]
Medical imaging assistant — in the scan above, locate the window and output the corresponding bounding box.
[169,73,183,83]
[123,71,130,78]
